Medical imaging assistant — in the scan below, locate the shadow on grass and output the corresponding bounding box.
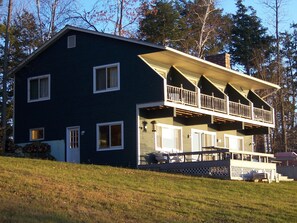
[0,207,77,223]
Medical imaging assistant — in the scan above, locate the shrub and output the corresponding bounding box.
[5,140,22,153]
[23,142,51,154]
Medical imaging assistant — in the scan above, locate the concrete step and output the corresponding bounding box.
[279,176,294,182]
[278,174,294,182]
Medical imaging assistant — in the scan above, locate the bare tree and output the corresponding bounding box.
[34,0,77,39]
[182,0,229,58]
[71,0,149,37]
[262,0,289,152]
[194,0,217,58]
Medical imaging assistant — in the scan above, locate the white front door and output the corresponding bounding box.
[66,126,80,163]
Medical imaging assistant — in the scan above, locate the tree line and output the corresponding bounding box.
[0,0,295,153]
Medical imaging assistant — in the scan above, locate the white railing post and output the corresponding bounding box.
[238,99,241,116]
[251,102,254,120]
[226,95,229,115]
[211,92,214,110]
[197,87,201,108]
[164,79,167,102]
[180,84,183,104]
[272,107,275,125]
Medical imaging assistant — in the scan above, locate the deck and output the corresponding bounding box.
[138,147,277,181]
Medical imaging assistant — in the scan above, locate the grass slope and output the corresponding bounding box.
[0,157,296,223]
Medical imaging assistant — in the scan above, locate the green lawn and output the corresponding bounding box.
[0,157,296,223]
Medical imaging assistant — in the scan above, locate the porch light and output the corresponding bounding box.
[151,120,157,132]
[142,121,148,132]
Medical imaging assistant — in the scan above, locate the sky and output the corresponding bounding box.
[218,0,297,33]
[77,0,297,34]
[1,0,296,34]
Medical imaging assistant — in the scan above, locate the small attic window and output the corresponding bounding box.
[67,35,76,48]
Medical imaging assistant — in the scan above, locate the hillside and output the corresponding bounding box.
[0,157,296,223]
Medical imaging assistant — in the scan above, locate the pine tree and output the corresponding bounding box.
[230,0,272,75]
[138,0,185,47]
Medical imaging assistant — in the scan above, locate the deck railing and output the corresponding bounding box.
[254,107,273,123]
[140,148,275,165]
[229,101,251,119]
[200,93,227,113]
[167,85,198,107]
[166,84,273,124]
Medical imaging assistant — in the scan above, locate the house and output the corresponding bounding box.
[275,152,297,166]
[275,152,297,180]
[13,25,280,180]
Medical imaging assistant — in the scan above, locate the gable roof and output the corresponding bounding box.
[11,25,280,91]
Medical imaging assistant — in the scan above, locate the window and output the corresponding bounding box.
[28,75,50,102]
[93,63,120,93]
[155,124,182,153]
[224,134,244,151]
[67,35,76,48]
[96,121,123,151]
[30,128,44,141]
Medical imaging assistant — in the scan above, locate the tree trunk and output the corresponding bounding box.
[1,0,13,153]
[36,0,44,41]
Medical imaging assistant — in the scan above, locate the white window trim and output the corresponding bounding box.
[154,123,183,153]
[27,74,51,103]
[96,121,124,151]
[224,134,244,151]
[29,127,45,141]
[93,63,120,94]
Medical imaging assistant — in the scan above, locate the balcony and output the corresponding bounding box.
[166,84,273,124]
[200,93,227,113]
[167,85,198,107]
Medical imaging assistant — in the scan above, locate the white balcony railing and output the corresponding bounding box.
[253,107,273,123]
[229,101,251,119]
[166,84,273,124]
[200,93,227,113]
[167,85,198,107]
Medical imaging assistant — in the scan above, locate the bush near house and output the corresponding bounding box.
[3,141,55,160]
[23,142,51,153]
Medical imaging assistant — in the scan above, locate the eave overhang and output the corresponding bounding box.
[140,47,280,91]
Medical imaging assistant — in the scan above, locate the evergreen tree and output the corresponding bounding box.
[138,0,230,57]
[0,10,43,147]
[230,0,272,75]
[138,0,185,47]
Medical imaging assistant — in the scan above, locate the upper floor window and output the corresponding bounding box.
[28,75,50,103]
[93,63,120,93]
[96,121,124,151]
[30,128,44,141]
